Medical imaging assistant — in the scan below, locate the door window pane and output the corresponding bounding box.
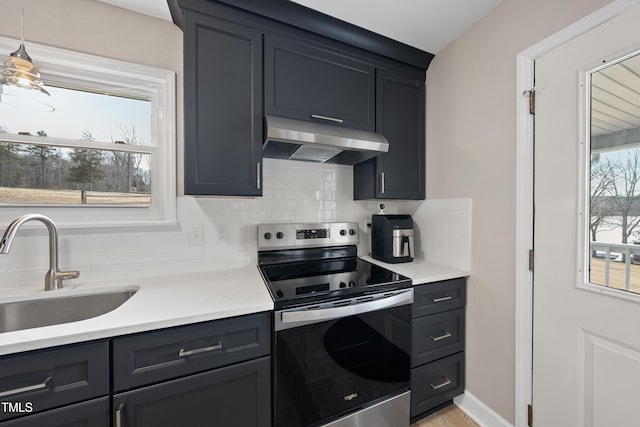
[589,52,640,295]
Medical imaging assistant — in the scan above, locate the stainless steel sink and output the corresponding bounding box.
[0,288,137,333]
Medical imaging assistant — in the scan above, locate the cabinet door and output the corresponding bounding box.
[0,398,108,427]
[183,11,263,196]
[354,70,425,200]
[113,357,271,427]
[265,35,375,131]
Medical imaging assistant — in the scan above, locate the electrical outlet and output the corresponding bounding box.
[188,225,204,246]
[362,219,372,234]
[216,225,227,242]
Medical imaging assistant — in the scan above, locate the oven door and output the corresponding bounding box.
[274,289,413,427]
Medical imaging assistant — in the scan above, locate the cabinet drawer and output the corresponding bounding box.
[112,312,271,392]
[0,397,108,427]
[113,356,271,427]
[265,35,375,131]
[412,278,466,318]
[410,352,465,419]
[412,309,465,367]
[0,341,108,422]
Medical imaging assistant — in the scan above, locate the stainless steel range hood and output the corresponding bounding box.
[263,115,389,164]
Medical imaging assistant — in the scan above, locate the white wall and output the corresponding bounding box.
[426,0,614,423]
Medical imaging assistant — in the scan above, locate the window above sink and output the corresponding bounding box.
[0,35,177,228]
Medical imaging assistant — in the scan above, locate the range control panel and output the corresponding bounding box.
[258,222,358,250]
[296,228,328,239]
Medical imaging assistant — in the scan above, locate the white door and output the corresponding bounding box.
[534,4,640,426]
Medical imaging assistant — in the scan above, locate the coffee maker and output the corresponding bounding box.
[371,206,414,263]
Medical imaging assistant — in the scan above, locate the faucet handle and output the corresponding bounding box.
[58,270,80,280]
[45,269,80,291]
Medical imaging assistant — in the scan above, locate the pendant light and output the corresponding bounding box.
[0,0,53,112]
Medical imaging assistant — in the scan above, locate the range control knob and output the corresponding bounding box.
[264,232,272,240]
[340,229,347,236]
[276,232,284,239]
[339,282,346,288]
[349,229,356,236]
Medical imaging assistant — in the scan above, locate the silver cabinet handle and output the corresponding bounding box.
[0,376,52,398]
[256,162,261,190]
[116,404,124,427]
[380,172,385,194]
[429,332,452,342]
[178,342,223,357]
[311,114,344,123]
[432,295,452,303]
[430,377,452,390]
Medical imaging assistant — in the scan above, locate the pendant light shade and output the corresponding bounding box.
[1,43,50,96]
[0,0,53,111]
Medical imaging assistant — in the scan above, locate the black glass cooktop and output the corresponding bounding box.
[258,246,411,310]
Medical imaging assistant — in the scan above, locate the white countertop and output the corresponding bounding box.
[361,256,469,284]
[0,266,274,356]
[0,257,468,357]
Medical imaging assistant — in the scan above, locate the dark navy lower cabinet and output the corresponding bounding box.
[113,357,271,427]
[0,341,109,423]
[410,278,467,422]
[0,313,272,427]
[111,312,271,427]
[0,398,109,427]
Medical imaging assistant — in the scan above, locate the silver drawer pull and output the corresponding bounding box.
[178,342,223,357]
[429,332,452,342]
[256,162,261,190]
[311,114,344,123]
[116,404,124,427]
[430,377,452,390]
[432,295,452,303]
[0,376,52,398]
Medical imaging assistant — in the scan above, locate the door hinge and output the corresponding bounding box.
[528,249,534,271]
[526,89,535,115]
[528,404,533,426]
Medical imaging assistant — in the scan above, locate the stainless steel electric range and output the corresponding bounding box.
[257,222,413,427]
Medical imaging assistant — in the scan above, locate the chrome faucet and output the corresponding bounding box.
[0,214,80,291]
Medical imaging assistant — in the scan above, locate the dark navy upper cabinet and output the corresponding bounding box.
[264,35,375,131]
[183,10,263,196]
[173,0,433,198]
[354,70,425,200]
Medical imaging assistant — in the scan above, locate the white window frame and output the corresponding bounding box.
[0,35,176,228]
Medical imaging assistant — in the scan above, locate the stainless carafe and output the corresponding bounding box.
[392,229,414,258]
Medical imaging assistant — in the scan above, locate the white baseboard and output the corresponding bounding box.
[454,391,514,427]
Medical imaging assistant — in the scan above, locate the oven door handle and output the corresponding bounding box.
[280,289,413,326]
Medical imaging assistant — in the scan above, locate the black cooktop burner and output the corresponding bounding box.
[258,246,411,310]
